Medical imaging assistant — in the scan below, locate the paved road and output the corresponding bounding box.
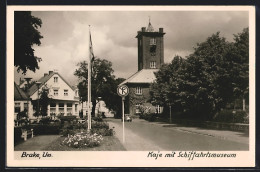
[106,118,249,151]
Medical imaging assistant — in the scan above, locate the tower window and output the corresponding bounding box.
[135,87,142,95]
[150,61,156,69]
[150,38,156,45]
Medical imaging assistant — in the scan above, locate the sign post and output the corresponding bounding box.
[117,85,129,143]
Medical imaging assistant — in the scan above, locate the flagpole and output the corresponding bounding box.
[88,25,92,130]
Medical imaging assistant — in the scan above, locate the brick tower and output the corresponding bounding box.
[136,20,165,71]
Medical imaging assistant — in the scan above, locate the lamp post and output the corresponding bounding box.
[24,77,32,118]
[167,102,172,123]
[97,97,102,118]
[36,81,41,117]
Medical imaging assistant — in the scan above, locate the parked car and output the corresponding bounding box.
[121,114,132,122]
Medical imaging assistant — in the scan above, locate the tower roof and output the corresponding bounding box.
[146,19,154,32]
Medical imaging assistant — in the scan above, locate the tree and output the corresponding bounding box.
[39,85,51,116]
[150,28,249,120]
[32,85,51,117]
[150,55,186,109]
[74,58,123,116]
[230,28,249,110]
[14,11,43,74]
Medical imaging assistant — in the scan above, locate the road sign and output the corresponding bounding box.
[117,85,129,144]
[117,85,129,97]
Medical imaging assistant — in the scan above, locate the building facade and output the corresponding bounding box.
[120,21,165,116]
[27,71,80,118]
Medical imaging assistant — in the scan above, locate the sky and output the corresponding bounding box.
[14,10,249,86]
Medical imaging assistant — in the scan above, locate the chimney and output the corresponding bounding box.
[159,28,163,33]
[49,71,53,75]
[44,73,48,77]
[141,27,146,32]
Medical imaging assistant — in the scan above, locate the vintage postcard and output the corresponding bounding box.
[6,5,255,167]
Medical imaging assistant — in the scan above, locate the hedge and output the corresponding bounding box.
[23,124,61,135]
[213,110,248,123]
[14,126,23,145]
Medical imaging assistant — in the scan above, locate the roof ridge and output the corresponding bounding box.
[14,82,29,100]
[119,69,158,85]
[27,72,75,96]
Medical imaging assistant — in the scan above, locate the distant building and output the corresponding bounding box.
[27,71,80,117]
[120,21,164,116]
[14,82,31,120]
[95,100,115,118]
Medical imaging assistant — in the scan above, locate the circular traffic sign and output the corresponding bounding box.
[117,85,129,97]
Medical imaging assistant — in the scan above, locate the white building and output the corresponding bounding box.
[27,71,80,118]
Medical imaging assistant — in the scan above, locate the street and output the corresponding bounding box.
[106,118,249,151]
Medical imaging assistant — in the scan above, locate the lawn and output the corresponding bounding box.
[43,135,126,151]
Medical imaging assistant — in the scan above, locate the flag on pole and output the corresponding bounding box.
[89,32,95,62]
[87,26,93,130]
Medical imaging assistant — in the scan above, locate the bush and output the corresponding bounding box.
[62,132,103,148]
[59,121,114,137]
[60,122,87,136]
[17,110,27,119]
[23,124,61,135]
[18,117,29,126]
[14,126,23,145]
[91,121,109,129]
[213,110,248,123]
[92,116,103,122]
[140,113,158,122]
[39,116,52,124]
[91,127,115,136]
[59,115,77,122]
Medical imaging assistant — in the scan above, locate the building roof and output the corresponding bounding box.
[119,69,158,85]
[27,72,74,96]
[14,82,29,101]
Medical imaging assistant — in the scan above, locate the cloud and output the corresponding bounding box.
[15,10,249,85]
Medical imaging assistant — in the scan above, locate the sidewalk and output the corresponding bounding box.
[14,135,61,151]
[148,120,249,145]
[108,121,163,151]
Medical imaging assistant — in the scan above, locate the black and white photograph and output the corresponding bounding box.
[6,6,255,167]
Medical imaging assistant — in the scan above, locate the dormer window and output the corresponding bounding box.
[54,77,58,83]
